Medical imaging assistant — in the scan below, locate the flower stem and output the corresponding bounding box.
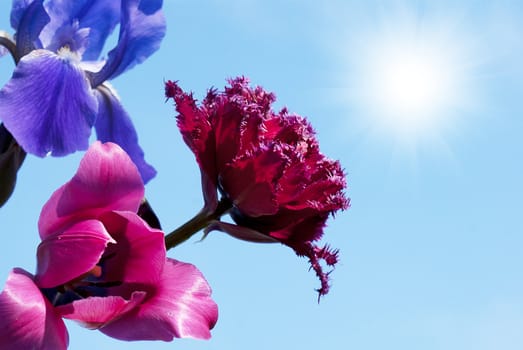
[164,197,232,250]
[0,32,19,64]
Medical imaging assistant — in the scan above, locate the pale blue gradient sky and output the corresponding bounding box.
[1,1,523,349]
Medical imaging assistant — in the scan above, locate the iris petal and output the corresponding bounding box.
[0,268,69,350]
[94,86,156,183]
[0,49,97,157]
[13,0,49,57]
[90,0,166,85]
[41,0,120,60]
[10,0,33,30]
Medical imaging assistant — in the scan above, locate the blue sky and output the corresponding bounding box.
[1,1,523,349]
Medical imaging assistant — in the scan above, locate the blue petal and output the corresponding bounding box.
[94,86,156,183]
[0,50,98,157]
[89,0,166,86]
[45,23,91,56]
[14,0,49,57]
[41,0,120,61]
[10,0,34,30]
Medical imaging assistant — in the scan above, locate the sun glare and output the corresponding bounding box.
[380,51,448,115]
[367,41,456,134]
[344,10,473,145]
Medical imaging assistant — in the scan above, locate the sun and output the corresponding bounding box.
[378,49,449,116]
[366,39,457,136]
[342,10,473,145]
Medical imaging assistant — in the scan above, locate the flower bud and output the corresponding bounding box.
[0,124,26,207]
[138,198,162,230]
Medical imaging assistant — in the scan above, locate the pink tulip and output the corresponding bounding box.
[0,142,218,349]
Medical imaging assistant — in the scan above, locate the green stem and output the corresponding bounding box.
[164,197,232,250]
[0,32,19,64]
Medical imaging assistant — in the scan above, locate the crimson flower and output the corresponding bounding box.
[165,77,349,297]
[0,142,218,349]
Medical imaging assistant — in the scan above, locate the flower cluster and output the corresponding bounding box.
[0,0,350,348]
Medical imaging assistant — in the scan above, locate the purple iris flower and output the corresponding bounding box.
[0,0,166,183]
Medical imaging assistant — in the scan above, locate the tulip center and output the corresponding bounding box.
[41,256,122,307]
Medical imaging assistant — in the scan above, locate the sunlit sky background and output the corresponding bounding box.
[1,1,523,349]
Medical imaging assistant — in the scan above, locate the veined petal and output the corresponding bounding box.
[13,0,49,57]
[35,220,115,288]
[0,49,97,157]
[41,0,120,60]
[10,0,35,30]
[38,142,144,239]
[56,292,146,330]
[90,0,166,86]
[94,86,156,183]
[100,211,165,284]
[0,268,68,350]
[100,259,218,341]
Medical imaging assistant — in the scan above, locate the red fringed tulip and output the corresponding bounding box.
[166,77,349,297]
[0,142,218,349]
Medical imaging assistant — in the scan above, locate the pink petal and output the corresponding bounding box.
[35,220,115,288]
[100,259,218,341]
[56,292,146,330]
[0,268,68,350]
[100,211,165,284]
[38,141,145,239]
